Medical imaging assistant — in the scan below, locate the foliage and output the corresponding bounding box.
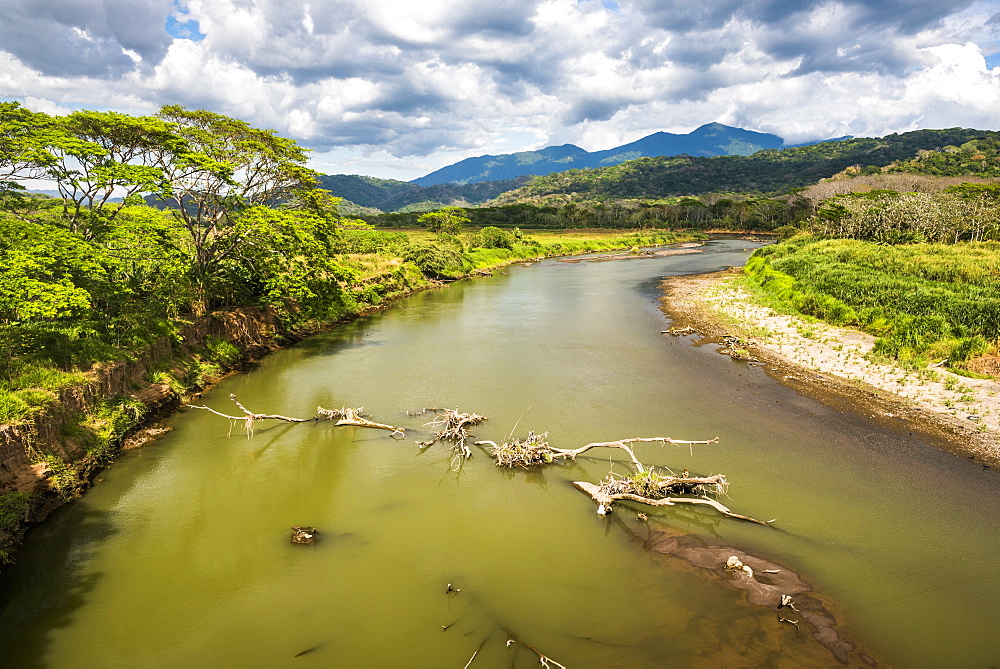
[809,189,1000,243]
[0,215,105,321]
[746,237,1000,364]
[317,173,529,212]
[402,242,466,279]
[417,206,470,235]
[369,196,811,232]
[47,110,178,238]
[0,492,32,535]
[491,128,988,204]
[470,226,516,249]
[886,135,1000,177]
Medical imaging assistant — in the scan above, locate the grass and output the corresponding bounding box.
[745,236,1000,368]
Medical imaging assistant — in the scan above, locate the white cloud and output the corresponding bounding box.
[0,0,998,179]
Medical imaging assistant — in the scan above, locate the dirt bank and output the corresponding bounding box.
[0,307,292,561]
[660,270,1000,468]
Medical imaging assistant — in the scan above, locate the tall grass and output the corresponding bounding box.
[746,236,1000,363]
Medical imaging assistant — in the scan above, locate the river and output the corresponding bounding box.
[1,239,998,667]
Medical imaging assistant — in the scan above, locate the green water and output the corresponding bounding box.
[2,239,999,667]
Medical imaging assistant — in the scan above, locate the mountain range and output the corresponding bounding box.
[412,122,784,186]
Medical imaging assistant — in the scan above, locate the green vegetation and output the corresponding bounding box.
[812,186,1000,243]
[0,101,707,436]
[492,128,987,204]
[746,236,1000,365]
[887,136,1000,177]
[317,174,530,213]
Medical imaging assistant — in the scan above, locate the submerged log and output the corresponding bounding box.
[291,526,318,544]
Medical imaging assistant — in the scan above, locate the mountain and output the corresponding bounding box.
[412,123,784,186]
[489,128,990,205]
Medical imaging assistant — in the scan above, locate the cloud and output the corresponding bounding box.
[0,0,997,179]
[0,0,172,76]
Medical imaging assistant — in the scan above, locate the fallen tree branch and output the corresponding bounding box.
[417,408,487,460]
[476,434,718,470]
[316,406,403,432]
[189,393,311,438]
[504,628,566,669]
[572,481,772,525]
[549,437,719,472]
[189,395,403,438]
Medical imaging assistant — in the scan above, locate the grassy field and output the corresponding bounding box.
[745,235,1000,367]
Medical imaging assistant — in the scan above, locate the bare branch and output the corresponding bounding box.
[572,481,772,526]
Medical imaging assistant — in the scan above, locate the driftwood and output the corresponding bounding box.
[504,629,566,669]
[316,406,403,433]
[188,394,403,438]
[477,435,719,471]
[189,394,310,438]
[417,408,487,459]
[290,526,318,544]
[475,432,768,524]
[475,432,552,467]
[547,437,719,472]
[572,480,772,525]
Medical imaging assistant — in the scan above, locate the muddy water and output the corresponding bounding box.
[1,239,999,667]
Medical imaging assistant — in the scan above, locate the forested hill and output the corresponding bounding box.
[317,174,530,213]
[412,123,784,186]
[886,135,1000,177]
[490,128,990,204]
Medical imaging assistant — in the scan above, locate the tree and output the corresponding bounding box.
[0,216,104,322]
[417,206,469,235]
[224,206,358,322]
[0,102,59,213]
[150,106,324,314]
[47,111,177,238]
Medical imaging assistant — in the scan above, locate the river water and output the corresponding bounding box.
[1,239,999,667]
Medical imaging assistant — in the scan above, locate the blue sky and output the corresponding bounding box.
[2,0,999,181]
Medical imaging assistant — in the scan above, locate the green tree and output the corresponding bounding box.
[0,216,104,322]
[225,206,357,322]
[0,102,60,213]
[47,111,177,238]
[151,105,323,313]
[417,206,469,235]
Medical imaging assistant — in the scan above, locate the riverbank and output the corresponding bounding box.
[660,270,1000,468]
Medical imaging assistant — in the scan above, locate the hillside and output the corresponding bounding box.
[317,174,530,213]
[412,123,784,186]
[886,135,1000,177]
[490,128,989,204]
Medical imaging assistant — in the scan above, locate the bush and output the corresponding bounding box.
[402,242,465,279]
[472,226,515,249]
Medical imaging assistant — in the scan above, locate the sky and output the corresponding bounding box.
[2,0,999,181]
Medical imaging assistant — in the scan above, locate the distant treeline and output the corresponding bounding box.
[366,196,814,232]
